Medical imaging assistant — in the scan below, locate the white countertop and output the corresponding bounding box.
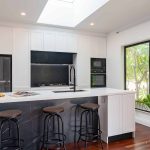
[0,88,135,103]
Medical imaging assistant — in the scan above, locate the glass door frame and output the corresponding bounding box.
[124,40,150,92]
[0,54,12,92]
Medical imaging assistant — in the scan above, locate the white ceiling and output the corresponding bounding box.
[76,0,150,34]
[0,0,150,34]
[0,0,48,23]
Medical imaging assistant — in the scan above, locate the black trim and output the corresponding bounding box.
[0,54,12,92]
[135,108,150,113]
[124,40,150,49]
[124,41,150,113]
[108,132,133,142]
[124,48,127,90]
[124,41,150,90]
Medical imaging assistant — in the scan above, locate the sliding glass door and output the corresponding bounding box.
[125,42,150,102]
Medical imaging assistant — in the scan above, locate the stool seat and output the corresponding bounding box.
[43,106,64,113]
[80,103,99,110]
[0,109,22,119]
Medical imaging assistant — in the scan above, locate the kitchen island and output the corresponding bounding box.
[0,88,135,150]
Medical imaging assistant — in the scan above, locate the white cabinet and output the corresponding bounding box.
[31,30,78,53]
[76,35,91,88]
[65,33,77,53]
[13,28,30,91]
[55,32,77,53]
[44,31,55,51]
[108,95,123,136]
[98,93,135,143]
[90,36,106,58]
[30,31,44,50]
[55,31,66,52]
[122,94,135,133]
[0,27,13,54]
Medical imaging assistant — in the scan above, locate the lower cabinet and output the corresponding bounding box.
[98,93,135,143]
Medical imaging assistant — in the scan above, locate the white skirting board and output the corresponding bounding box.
[135,110,150,127]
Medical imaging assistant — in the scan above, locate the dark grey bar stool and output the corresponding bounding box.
[0,109,23,150]
[77,103,103,149]
[40,106,66,150]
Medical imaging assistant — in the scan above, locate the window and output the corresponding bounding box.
[124,41,150,111]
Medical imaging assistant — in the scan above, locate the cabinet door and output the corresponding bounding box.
[65,33,77,53]
[107,95,123,136]
[13,28,30,91]
[0,27,13,54]
[90,36,106,58]
[122,94,135,133]
[55,32,77,53]
[55,31,66,52]
[76,35,91,87]
[30,31,43,50]
[44,31,55,51]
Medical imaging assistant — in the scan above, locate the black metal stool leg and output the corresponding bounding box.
[77,110,85,144]
[0,120,4,149]
[8,119,11,137]
[13,119,21,149]
[46,114,54,150]
[74,105,78,144]
[57,114,66,150]
[85,110,89,148]
[95,110,103,149]
[57,114,61,147]
[41,114,49,150]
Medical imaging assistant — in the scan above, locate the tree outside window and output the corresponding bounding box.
[125,42,150,110]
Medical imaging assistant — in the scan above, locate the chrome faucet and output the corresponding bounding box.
[70,65,76,92]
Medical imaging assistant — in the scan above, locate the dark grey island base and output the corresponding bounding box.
[0,97,98,150]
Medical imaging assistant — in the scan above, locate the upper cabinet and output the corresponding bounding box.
[44,31,55,51]
[55,32,77,53]
[0,27,13,54]
[90,36,106,58]
[30,31,44,51]
[31,30,77,53]
[65,32,77,53]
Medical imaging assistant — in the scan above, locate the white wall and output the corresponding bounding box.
[107,20,150,89]
[0,23,106,91]
[107,20,150,127]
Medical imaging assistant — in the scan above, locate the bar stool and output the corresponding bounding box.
[40,106,66,150]
[0,109,23,150]
[77,103,103,149]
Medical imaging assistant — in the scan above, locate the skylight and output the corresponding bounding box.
[37,0,110,27]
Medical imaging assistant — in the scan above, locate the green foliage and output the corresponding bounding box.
[136,94,150,108]
[126,42,149,99]
[126,43,149,81]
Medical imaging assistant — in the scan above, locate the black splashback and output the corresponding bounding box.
[31,51,76,87]
[31,64,69,87]
[31,51,74,64]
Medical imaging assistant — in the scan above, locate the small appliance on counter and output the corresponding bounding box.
[91,58,106,87]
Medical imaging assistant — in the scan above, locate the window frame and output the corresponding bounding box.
[124,40,150,92]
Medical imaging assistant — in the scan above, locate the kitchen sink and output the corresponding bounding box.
[53,90,85,93]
